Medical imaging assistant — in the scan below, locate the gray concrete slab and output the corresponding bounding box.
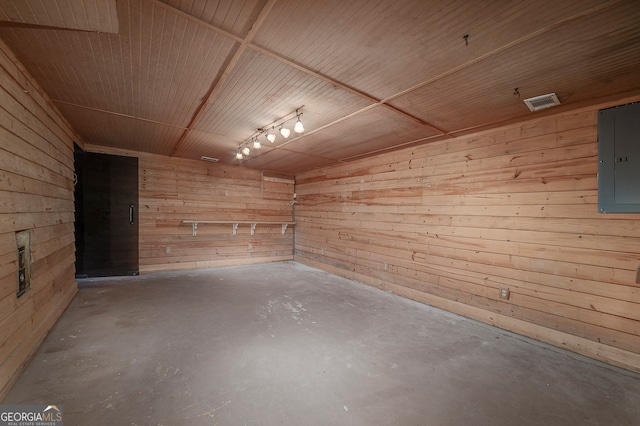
[3,261,640,425]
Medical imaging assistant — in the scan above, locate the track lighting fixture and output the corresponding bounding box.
[234,107,306,160]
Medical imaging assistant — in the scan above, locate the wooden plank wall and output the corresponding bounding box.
[87,148,296,273]
[294,99,640,372]
[0,39,78,398]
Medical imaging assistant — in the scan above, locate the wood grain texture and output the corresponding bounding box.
[295,100,640,372]
[88,147,296,273]
[0,38,78,399]
[0,0,119,33]
[3,0,639,172]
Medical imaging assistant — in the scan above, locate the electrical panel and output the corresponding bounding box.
[598,101,640,213]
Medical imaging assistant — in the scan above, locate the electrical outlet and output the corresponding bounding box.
[499,288,510,300]
[165,246,171,255]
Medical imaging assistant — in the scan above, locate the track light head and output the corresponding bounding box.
[280,126,290,138]
[266,130,276,143]
[242,146,251,156]
[253,138,261,149]
[236,150,243,160]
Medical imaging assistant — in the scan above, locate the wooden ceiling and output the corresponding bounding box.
[1,0,640,174]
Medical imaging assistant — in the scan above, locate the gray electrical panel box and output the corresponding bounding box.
[598,101,640,213]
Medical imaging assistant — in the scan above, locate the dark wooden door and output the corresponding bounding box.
[75,151,139,277]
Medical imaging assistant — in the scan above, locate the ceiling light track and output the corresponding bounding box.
[236,107,306,160]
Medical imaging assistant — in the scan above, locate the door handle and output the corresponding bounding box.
[129,204,134,224]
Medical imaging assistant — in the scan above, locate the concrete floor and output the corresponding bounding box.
[3,262,640,425]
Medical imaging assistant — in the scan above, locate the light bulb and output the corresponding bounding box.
[236,150,243,160]
[294,118,304,133]
[242,146,250,156]
[266,131,276,143]
[253,138,261,149]
[280,127,290,138]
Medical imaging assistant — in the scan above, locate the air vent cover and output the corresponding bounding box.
[523,93,561,112]
[200,156,219,162]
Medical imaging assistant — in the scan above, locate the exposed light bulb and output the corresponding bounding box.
[294,118,304,133]
[242,146,250,156]
[236,150,243,160]
[253,138,261,149]
[266,131,276,143]
[280,127,290,138]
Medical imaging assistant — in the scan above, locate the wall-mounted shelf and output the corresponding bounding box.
[182,220,295,236]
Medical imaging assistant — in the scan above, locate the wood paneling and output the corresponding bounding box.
[294,100,640,372]
[3,0,639,173]
[55,104,187,157]
[154,0,267,39]
[1,0,236,127]
[0,0,119,33]
[0,38,78,398]
[193,48,373,141]
[389,2,640,134]
[254,0,607,100]
[139,153,294,272]
[87,147,296,273]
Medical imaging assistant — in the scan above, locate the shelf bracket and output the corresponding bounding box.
[192,222,198,237]
[282,223,289,235]
[232,223,238,235]
[251,223,257,235]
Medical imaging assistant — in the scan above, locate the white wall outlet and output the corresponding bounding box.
[500,288,510,300]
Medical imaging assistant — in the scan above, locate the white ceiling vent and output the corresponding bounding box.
[523,93,560,112]
[200,156,219,162]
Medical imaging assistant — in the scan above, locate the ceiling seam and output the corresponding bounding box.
[51,99,190,130]
[379,0,622,105]
[169,0,279,157]
[148,0,449,150]
[149,0,619,157]
[146,0,243,43]
[249,45,450,137]
[272,0,622,146]
[244,0,623,161]
[42,0,622,167]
